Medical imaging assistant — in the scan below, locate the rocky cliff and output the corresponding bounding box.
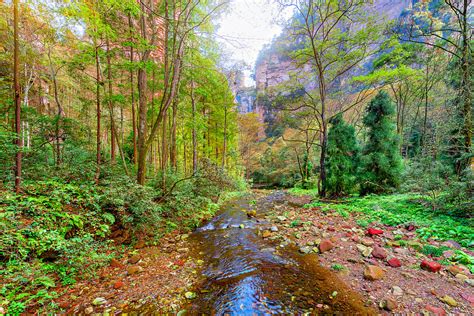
[252,0,413,136]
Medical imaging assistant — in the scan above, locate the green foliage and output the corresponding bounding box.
[331,264,346,271]
[325,114,360,197]
[306,193,473,247]
[402,159,474,216]
[0,172,241,312]
[420,245,449,257]
[360,91,403,194]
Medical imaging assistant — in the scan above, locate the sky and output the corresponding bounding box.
[215,0,291,86]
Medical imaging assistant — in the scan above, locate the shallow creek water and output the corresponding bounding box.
[187,191,373,315]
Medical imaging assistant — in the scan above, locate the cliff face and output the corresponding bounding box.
[252,0,412,136]
[255,0,412,94]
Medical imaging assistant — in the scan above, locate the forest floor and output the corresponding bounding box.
[51,190,474,315]
[260,191,474,314]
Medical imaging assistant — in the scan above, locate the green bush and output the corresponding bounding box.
[324,114,360,197]
[360,91,402,195]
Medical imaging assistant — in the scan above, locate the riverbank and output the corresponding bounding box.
[258,190,474,314]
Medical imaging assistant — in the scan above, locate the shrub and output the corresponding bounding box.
[360,91,402,195]
[324,114,360,197]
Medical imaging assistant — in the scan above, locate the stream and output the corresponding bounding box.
[187,191,373,315]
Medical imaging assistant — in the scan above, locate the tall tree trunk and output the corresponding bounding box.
[222,105,227,167]
[13,0,21,193]
[191,81,197,173]
[95,44,101,184]
[161,109,168,187]
[136,1,149,185]
[128,14,137,166]
[48,48,64,166]
[170,93,178,170]
[460,0,472,169]
[106,37,116,163]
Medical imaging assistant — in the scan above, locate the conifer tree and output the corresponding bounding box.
[360,91,402,195]
[324,114,360,197]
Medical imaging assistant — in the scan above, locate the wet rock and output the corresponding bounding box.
[319,239,334,253]
[367,228,383,236]
[421,260,442,273]
[247,210,256,218]
[357,244,373,257]
[391,285,403,296]
[128,255,141,264]
[363,265,385,280]
[299,246,312,254]
[387,257,402,268]
[262,230,272,238]
[113,280,125,289]
[372,246,387,259]
[270,225,278,232]
[127,265,144,275]
[184,291,197,300]
[239,224,245,229]
[92,297,107,306]
[380,298,397,311]
[424,305,446,316]
[440,295,458,307]
[361,238,375,246]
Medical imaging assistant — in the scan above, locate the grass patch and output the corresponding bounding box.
[306,193,474,248]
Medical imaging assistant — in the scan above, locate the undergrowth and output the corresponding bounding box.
[305,193,473,248]
[0,169,244,313]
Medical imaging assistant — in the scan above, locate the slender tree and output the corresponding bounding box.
[13,0,21,193]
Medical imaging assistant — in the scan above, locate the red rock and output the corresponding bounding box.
[351,235,359,242]
[113,281,125,289]
[344,232,352,237]
[387,257,401,268]
[424,305,446,316]
[372,246,387,259]
[58,301,69,309]
[363,265,385,280]
[406,224,416,231]
[174,259,185,267]
[319,239,335,253]
[110,259,123,268]
[367,228,383,236]
[421,260,442,273]
[327,227,336,232]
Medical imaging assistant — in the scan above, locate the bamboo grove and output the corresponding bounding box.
[0,0,241,189]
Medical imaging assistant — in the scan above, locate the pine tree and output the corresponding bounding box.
[360,91,402,195]
[324,114,360,197]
